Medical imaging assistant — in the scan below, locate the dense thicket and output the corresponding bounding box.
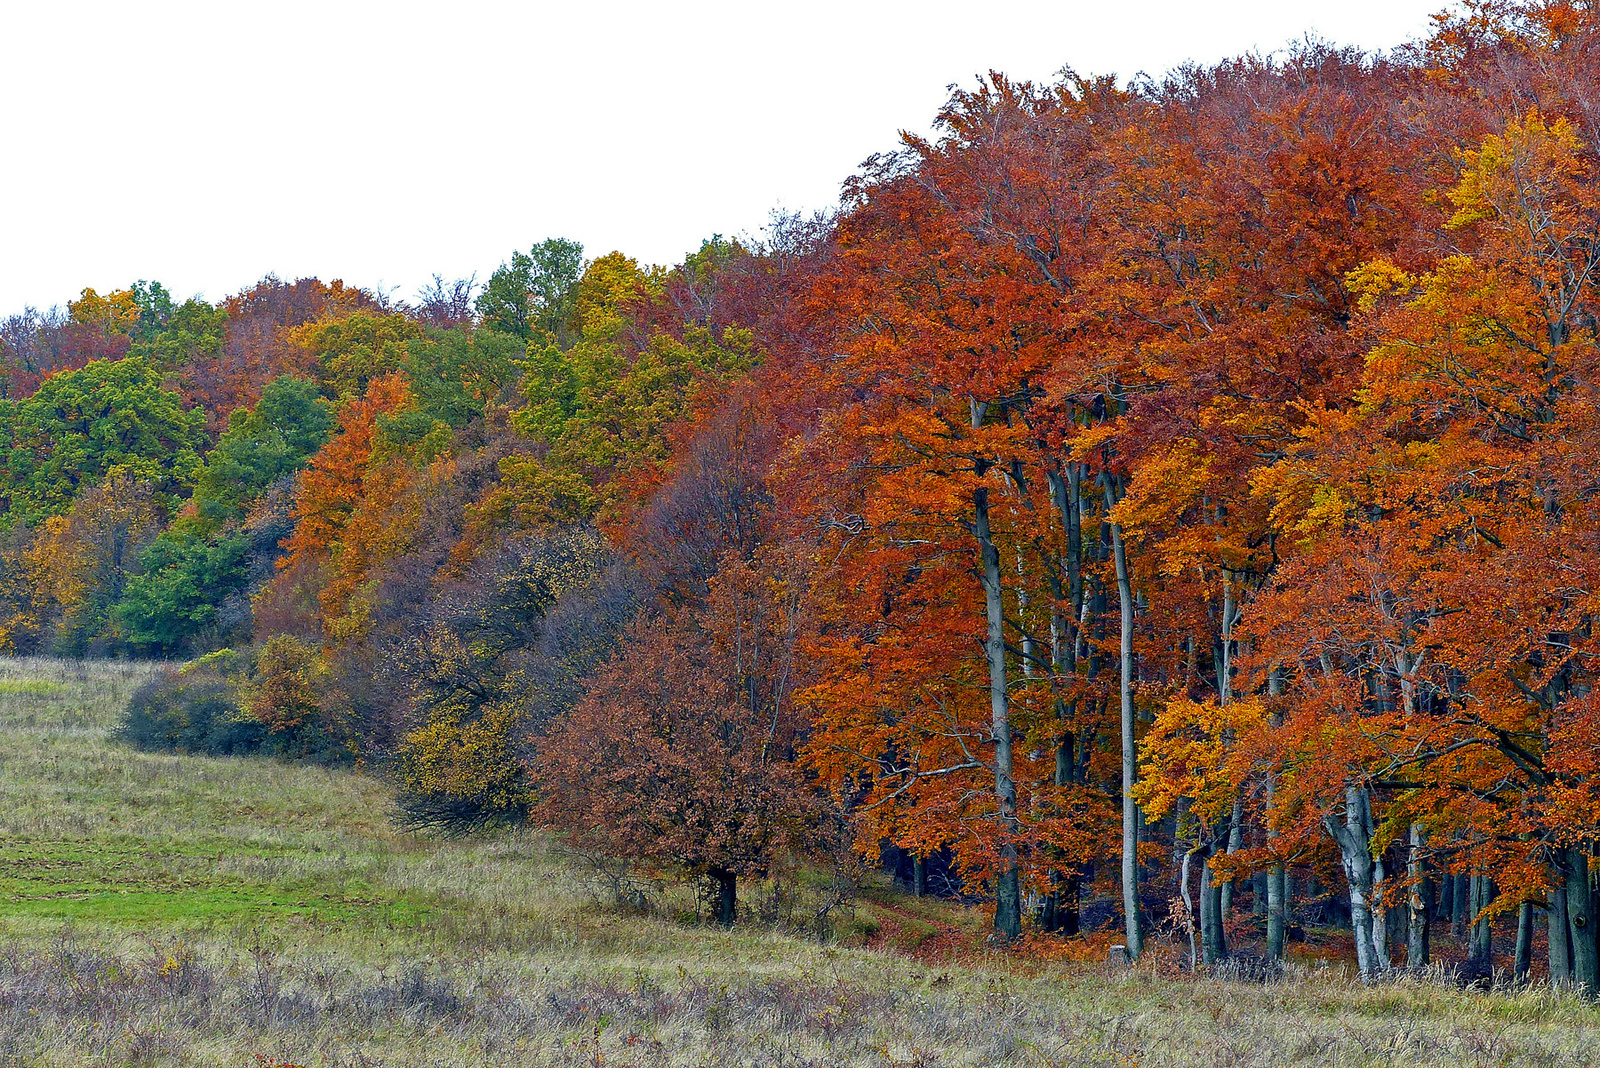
[7,0,1600,984]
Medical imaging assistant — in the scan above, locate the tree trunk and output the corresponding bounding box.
[1471,875,1494,964]
[1325,787,1380,980]
[913,855,926,898]
[1372,855,1390,968]
[1219,798,1243,920]
[711,869,736,927]
[1215,567,1240,942]
[1203,855,1227,964]
[1563,848,1598,996]
[1041,465,1084,936]
[1514,901,1534,983]
[1451,872,1468,943]
[1267,860,1287,962]
[1406,825,1429,967]
[1180,844,1199,970]
[1104,477,1142,960]
[1550,883,1572,985]
[1265,668,1286,962]
[974,476,1021,943]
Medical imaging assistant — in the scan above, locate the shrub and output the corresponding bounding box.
[115,649,265,754]
[244,635,354,763]
[116,642,357,763]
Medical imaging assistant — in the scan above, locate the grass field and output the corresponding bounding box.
[1,657,1598,1066]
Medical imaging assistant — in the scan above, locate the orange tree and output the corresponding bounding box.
[1244,110,1600,984]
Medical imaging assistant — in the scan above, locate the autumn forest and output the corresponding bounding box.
[6,0,1600,995]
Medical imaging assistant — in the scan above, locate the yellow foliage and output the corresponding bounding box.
[396,701,531,815]
[1447,111,1585,232]
[1135,696,1265,832]
[1345,259,1415,314]
[68,287,139,334]
[246,635,325,734]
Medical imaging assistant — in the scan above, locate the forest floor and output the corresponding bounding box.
[0,657,1597,1067]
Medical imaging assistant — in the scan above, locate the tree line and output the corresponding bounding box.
[5,0,1600,987]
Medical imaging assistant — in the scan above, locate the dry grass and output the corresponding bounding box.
[1,656,1598,1066]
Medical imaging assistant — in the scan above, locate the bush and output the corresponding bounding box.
[116,642,356,763]
[115,650,266,755]
[244,635,354,763]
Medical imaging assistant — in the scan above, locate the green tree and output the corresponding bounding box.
[289,310,422,400]
[0,356,204,520]
[129,281,174,341]
[506,251,753,523]
[475,238,585,342]
[128,295,227,369]
[402,327,522,428]
[118,528,249,652]
[192,375,332,524]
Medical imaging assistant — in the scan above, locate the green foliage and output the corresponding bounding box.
[129,280,174,340]
[117,528,249,652]
[128,295,227,369]
[475,238,585,342]
[373,407,446,462]
[192,375,331,523]
[292,311,423,400]
[508,252,754,522]
[115,651,265,755]
[401,327,522,427]
[0,356,204,520]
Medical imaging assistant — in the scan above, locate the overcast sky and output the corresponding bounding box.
[0,0,1450,313]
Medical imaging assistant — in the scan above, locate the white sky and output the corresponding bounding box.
[0,0,1449,314]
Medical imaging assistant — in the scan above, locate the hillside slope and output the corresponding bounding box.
[0,658,1596,1067]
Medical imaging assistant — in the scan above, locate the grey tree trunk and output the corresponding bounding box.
[1202,855,1227,965]
[1265,668,1287,962]
[1451,872,1468,943]
[1550,883,1572,984]
[1514,901,1534,983]
[1406,824,1429,966]
[1104,478,1142,960]
[1471,875,1494,964]
[1042,464,1084,935]
[1372,855,1390,968]
[1324,786,1380,980]
[1267,861,1287,961]
[973,474,1021,943]
[1563,849,1598,996]
[1180,844,1199,970]
[913,855,926,898]
[1220,798,1243,921]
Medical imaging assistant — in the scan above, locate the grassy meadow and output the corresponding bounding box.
[0,657,1597,1066]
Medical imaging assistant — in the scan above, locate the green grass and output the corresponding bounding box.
[1,655,1599,1066]
[0,657,434,937]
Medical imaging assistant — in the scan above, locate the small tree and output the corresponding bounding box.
[535,602,811,926]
